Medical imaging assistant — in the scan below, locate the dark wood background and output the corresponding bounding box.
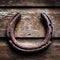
[0,0,60,60]
[0,0,60,7]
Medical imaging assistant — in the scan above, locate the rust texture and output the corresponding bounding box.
[0,0,59,59]
[0,8,59,60]
[6,12,54,52]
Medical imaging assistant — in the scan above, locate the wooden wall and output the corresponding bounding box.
[0,0,60,60]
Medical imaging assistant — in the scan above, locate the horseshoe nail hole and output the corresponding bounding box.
[49,24,51,26]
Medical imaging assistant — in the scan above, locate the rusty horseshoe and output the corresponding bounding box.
[7,12,54,52]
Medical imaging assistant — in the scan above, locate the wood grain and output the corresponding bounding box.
[0,8,60,60]
[0,8,60,37]
[0,39,60,60]
[0,0,60,6]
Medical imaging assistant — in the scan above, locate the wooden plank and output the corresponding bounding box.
[0,8,60,37]
[0,0,60,7]
[0,39,60,60]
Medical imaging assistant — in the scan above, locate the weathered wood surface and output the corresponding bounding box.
[0,8,60,37]
[0,39,60,60]
[0,8,60,60]
[0,0,60,6]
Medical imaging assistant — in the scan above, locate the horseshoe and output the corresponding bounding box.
[7,12,54,52]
